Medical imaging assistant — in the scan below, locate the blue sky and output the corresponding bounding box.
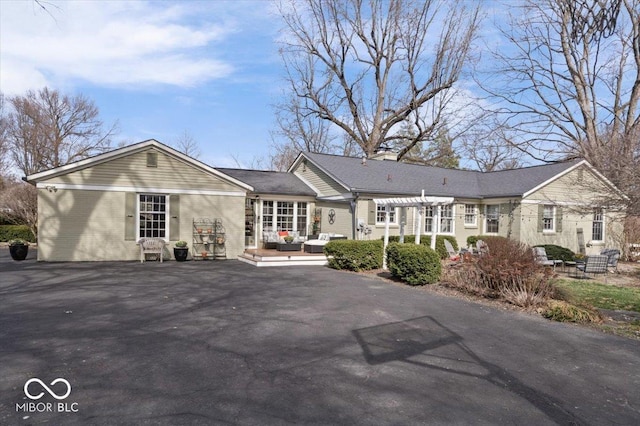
[0,0,286,168]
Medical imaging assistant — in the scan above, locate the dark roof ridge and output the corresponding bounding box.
[303,151,481,174]
[481,158,582,174]
[304,151,581,174]
[216,167,288,174]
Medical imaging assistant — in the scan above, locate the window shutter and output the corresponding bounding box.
[368,200,376,224]
[169,195,180,241]
[537,204,544,233]
[556,206,563,233]
[125,193,137,241]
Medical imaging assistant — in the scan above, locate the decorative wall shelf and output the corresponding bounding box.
[193,218,226,260]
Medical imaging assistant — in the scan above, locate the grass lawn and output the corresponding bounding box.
[554,279,640,313]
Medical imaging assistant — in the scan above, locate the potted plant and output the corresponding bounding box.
[284,235,294,244]
[174,241,189,262]
[216,236,225,245]
[201,251,208,260]
[9,239,29,261]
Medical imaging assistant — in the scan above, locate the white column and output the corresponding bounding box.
[431,205,439,250]
[415,205,422,245]
[383,204,391,270]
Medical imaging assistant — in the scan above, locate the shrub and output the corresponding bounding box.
[0,225,35,243]
[382,235,458,259]
[466,235,489,248]
[541,300,603,323]
[533,244,575,262]
[324,240,383,271]
[444,237,555,308]
[386,243,441,285]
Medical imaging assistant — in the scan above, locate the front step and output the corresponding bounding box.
[238,253,328,267]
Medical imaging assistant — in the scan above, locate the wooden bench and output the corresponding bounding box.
[137,238,165,263]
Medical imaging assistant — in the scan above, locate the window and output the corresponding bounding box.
[542,205,555,232]
[592,208,604,241]
[485,205,499,233]
[376,205,396,224]
[276,201,295,231]
[139,194,166,238]
[464,204,477,226]
[424,206,434,233]
[262,201,274,230]
[297,202,307,235]
[424,205,454,234]
[262,200,308,235]
[440,205,454,233]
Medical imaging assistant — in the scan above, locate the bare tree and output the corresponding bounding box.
[0,179,38,239]
[172,130,201,159]
[276,0,481,160]
[459,119,524,171]
[4,87,116,176]
[482,0,640,210]
[0,94,9,177]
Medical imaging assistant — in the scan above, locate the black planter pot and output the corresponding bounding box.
[174,247,189,261]
[9,244,29,261]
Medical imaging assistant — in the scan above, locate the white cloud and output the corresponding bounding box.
[0,1,238,94]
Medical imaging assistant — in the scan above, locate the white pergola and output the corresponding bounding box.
[373,195,454,269]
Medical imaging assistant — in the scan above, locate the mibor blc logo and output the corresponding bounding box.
[16,377,79,414]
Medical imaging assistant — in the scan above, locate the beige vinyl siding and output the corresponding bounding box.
[40,148,240,192]
[525,165,611,204]
[179,193,245,259]
[37,189,246,261]
[522,164,626,253]
[316,201,353,237]
[38,189,133,261]
[294,161,347,197]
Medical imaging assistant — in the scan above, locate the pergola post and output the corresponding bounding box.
[382,204,391,270]
[431,205,439,251]
[373,196,454,270]
[415,205,422,245]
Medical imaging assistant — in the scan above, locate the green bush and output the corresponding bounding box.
[533,244,575,262]
[386,243,441,285]
[466,235,490,248]
[382,235,457,259]
[324,240,383,271]
[0,225,35,243]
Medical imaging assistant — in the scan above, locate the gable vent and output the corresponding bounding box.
[147,152,158,168]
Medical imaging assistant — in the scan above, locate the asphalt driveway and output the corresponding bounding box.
[1,250,639,425]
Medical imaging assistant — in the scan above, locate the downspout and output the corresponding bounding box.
[350,192,359,240]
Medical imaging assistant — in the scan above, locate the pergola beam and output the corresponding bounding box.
[373,196,454,270]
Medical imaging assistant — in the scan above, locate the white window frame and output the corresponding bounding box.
[376,205,398,225]
[261,200,309,235]
[485,204,500,234]
[464,204,477,227]
[542,204,555,233]
[137,193,169,241]
[424,205,455,234]
[592,208,604,242]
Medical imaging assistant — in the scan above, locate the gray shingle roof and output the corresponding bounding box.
[216,168,317,196]
[302,152,581,199]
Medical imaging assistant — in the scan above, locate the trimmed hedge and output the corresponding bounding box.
[467,235,490,248]
[324,240,383,271]
[386,243,441,285]
[0,225,35,243]
[533,244,575,262]
[382,235,458,259]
